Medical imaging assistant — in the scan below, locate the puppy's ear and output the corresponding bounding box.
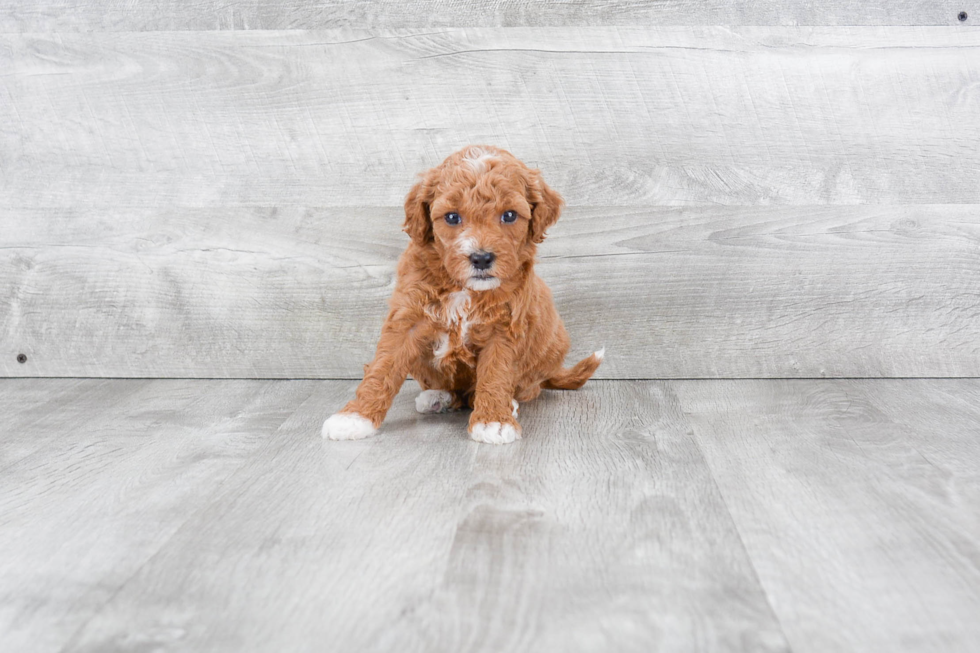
[526,169,564,245]
[403,174,434,246]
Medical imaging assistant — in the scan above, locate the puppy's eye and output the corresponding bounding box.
[501,210,518,224]
[444,212,461,226]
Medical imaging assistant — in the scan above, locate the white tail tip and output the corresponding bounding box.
[594,348,605,361]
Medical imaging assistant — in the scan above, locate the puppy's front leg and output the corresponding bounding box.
[322,313,430,440]
[469,338,522,444]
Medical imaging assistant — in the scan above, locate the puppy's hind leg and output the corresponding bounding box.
[409,362,463,415]
[415,389,456,414]
[515,383,542,403]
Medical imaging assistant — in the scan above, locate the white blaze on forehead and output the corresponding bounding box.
[461,146,497,174]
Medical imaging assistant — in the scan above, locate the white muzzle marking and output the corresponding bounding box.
[457,234,479,256]
[466,277,501,292]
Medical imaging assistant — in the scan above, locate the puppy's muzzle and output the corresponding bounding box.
[469,250,495,271]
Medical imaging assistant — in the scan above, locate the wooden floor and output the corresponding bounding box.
[2,379,978,652]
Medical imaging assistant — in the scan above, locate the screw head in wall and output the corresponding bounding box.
[16,353,27,364]
[959,11,968,21]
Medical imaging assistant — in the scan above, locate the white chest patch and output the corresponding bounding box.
[450,291,477,345]
[432,332,451,363]
[430,290,479,366]
[446,290,470,324]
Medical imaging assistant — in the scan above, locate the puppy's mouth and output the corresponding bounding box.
[465,273,501,291]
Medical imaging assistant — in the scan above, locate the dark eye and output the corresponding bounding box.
[444,212,461,226]
[501,210,518,224]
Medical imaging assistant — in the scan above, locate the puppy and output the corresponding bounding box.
[322,146,603,444]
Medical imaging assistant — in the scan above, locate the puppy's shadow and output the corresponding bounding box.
[386,386,473,442]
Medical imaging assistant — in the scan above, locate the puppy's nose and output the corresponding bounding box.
[469,250,496,270]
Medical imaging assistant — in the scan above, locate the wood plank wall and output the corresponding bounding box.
[0,2,971,30]
[1,5,979,378]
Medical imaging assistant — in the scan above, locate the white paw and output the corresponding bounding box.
[511,399,519,418]
[321,412,376,440]
[470,422,521,445]
[416,389,454,414]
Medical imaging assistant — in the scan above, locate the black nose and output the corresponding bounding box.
[469,250,496,270]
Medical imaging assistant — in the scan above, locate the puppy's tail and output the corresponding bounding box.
[543,349,605,390]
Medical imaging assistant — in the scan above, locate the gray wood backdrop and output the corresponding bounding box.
[2,7,979,379]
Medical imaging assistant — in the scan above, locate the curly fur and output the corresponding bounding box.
[322,145,602,443]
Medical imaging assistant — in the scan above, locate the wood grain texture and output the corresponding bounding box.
[46,380,789,653]
[0,379,150,469]
[674,379,980,653]
[3,205,979,379]
[370,382,787,652]
[0,0,969,32]
[5,378,979,651]
[856,379,980,495]
[3,28,980,208]
[0,378,319,653]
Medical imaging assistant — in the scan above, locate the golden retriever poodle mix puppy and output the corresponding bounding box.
[322,146,603,444]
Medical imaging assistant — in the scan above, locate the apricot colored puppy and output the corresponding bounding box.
[322,146,603,444]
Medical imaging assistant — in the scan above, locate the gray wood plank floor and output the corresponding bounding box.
[1,379,977,652]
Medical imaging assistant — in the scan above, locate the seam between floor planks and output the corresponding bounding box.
[0,380,323,653]
[4,379,978,651]
[4,379,793,652]
[55,384,331,653]
[672,378,980,652]
[679,393,797,653]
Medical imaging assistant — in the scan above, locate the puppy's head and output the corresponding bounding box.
[404,145,563,292]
